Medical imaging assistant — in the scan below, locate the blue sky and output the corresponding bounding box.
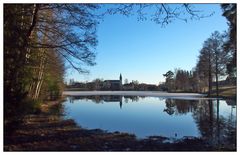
[66,4,228,85]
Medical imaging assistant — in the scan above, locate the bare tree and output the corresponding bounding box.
[196,31,227,96]
[102,4,214,27]
[26,4,99,99]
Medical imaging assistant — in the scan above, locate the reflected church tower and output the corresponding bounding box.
[119,96,123,109]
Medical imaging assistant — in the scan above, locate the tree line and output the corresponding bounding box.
[67,78,160,91]
[162,4,236,96]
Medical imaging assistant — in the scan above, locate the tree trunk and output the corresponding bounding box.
[208,52,212,97]
[216,99,220,145]
[23,4,39,60]
[215,53,219,97]
[35,62,45,99]
[26,4,39,40]
[26,4,40,98]
[32,49,46,99]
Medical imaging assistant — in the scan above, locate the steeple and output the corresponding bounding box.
[119,73,122,90]
[120,73,122,81]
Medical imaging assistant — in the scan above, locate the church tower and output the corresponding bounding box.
[119,73,122,90]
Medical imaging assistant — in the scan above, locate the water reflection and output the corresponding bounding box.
[193,99,236,149]
[68,95,146,109]
[63,96,236,148]
[161,98,236,148]
[163,99,202,116]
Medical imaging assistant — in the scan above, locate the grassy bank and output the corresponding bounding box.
[167,85,236,100]
[210,86,236,99]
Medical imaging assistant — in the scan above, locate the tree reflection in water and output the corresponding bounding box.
[68,95,146,109]
[163,99,198,115]
[164,98,236,149]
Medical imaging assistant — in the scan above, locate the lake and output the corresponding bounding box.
[62,94,236,146]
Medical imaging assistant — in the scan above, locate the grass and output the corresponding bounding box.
[172,85,236,99]
[65,88,89,91]
[211,86,236,99]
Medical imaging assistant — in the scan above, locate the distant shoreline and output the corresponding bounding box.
[62,91,216,100]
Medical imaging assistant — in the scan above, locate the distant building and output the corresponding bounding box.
[103,74,122,90]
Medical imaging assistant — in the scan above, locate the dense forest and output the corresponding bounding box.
[4,4,236,132]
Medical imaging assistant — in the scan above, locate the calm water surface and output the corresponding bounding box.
[62,95,236,142]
